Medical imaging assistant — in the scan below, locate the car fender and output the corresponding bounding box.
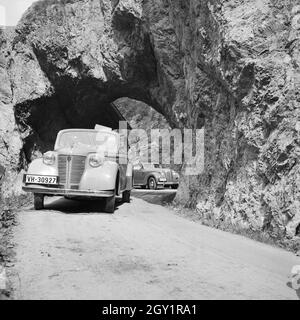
[80,160,119,191]
[144,171,160,185]
[26,158,58,176]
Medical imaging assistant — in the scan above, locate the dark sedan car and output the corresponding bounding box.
[133,163,179,190]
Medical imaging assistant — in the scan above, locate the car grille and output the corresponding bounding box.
[58,155,86,188]
[166,171,172,182]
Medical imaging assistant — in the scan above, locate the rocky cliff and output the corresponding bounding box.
[0,0,299,244]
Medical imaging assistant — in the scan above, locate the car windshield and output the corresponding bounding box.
[143,164,161,170]
[56,131,119,152]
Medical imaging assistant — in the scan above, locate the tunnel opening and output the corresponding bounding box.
[13,49,167,165]
[14,85,173,170]
[14,82,134,164]
[114,97,171,165]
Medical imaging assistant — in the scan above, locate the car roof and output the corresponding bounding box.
[142,163,160,165]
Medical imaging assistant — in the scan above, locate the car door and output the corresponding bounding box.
[141,164,154,185]
[133,163,144,185]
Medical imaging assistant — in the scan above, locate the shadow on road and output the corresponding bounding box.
[42,197,125,215]
[132,189,176,205]
[29,189,177,214]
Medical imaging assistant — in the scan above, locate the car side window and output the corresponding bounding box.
[133,164,143,171]
[143,164,153,170]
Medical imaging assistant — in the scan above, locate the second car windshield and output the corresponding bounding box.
[143,164,162,170]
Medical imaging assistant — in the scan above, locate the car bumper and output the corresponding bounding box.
[22,185,115,198]
[164,181,179,186]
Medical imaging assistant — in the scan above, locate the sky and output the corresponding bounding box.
[0,0,37,26]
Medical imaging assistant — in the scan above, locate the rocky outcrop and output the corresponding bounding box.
[0,0,299,244]
[115,98,171,164]
[0,28,23,198]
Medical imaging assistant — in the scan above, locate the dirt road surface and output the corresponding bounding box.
[10,190,300,300]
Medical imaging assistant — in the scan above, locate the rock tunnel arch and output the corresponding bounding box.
[14,80,171,165]
[15,89,174,162]
[9,0,208,207]
[11,0,186,170]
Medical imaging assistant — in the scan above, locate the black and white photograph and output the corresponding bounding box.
[0,0,300,303]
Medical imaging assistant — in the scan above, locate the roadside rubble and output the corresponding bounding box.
[0,205,15,299]
[0,194,31,299]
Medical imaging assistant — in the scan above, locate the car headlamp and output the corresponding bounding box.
[43,152,56,165]
[89,154,104,168]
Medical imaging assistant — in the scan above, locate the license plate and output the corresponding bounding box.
[25,175,58,185]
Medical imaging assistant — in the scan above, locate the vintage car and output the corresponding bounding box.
[133,162,179,190]
[22,126,133,213]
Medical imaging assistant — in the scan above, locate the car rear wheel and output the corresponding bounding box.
[171,184,179,189]
[148,177,157,190]
[122,190,131,203]
[34,194,44,210]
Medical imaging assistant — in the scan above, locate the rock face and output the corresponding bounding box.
[0,28,23,198]
[115,98,172,165]
[0,0,299,243]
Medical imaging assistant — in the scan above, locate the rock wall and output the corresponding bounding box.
[115,98,172,165]
[0,28,23,198]
[0,0,299,242]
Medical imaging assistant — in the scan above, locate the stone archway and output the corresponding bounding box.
[9,0,183,165]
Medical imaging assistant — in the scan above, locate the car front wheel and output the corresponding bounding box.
[148,177,157,190]
[104,193,116,213]
[34,194,44,210]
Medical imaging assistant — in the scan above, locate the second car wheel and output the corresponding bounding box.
[34,194,44,210]
[148,177,157,190]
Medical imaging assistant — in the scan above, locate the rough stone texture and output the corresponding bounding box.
[0,28,24,198]
[115,97,172,165]
[0,0,299,243]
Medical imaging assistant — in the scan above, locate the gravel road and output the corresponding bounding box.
[10,191,300,300]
